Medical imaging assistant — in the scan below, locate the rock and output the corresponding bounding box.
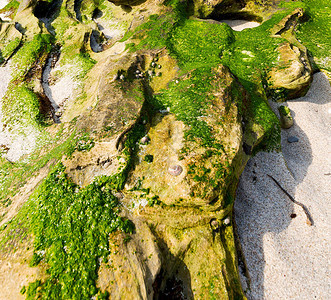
[97,218,162,299]
[278,105,294,129]
[268,9,313,100]
[268,43,312,100]
[0,22,22,63]
[288,136,299,143]
[1,0,320,298]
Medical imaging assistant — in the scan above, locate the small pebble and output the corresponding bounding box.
[288,136,299,143]
[136,69,140,74]
[119,74,125,80]
[151,62,156,67]
[157,64,162,69]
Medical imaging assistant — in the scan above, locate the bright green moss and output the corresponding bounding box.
[11,34,53,80]
[171,19,234,71]
[21,163,134,299]
[296,0,331,71]
[0,131,77,202]
[2,84,43,130]
[1,37,21,61]
[152,67,215,147]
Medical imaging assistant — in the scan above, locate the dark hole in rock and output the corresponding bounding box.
[33,1,52,19]
[209,11,263,23]
[121,5,132,12]
[158,277,185,300]
[290,213,297,218]
[74,0,82,21]
[90,30,104,53]
[243,142,252,155]
[92,8,103,19]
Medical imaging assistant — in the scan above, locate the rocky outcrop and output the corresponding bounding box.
[268,9,312,100]
[0,0,319,299]
[0,21,22,64]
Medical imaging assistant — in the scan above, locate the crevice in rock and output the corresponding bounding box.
[41,45,62,123]
[33,0,63,35]
[90,29,104,53]
[0,35,23,66]
[209,11,262,23]
[74,0,82,21]
[151,236,193,300]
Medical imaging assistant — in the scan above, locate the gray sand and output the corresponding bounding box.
[235,72,331,299]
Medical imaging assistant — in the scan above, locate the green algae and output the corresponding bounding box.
[296,0,331,71]
[11,34,53,80]
[1,36,20,62]
[8,163,133,299]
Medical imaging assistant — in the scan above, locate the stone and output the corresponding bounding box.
[268,43,312,100]
[288,136,299,143]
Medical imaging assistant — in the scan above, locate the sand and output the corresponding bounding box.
[235,72,331,299]
[0,0,10,21]
[220,20,260,31]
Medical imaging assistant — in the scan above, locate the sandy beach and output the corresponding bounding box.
[235,72,331,299]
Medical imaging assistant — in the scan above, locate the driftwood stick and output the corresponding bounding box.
[267,174,314,226]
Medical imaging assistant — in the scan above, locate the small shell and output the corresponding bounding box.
[140,136,150,144]
[168,165,183,176]
[223,217,230,225]
[210,219,220,231]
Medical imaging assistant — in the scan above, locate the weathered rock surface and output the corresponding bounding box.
[0,0,322,299]
[268,42,312,100]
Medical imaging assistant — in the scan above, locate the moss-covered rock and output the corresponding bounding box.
[0,0,328,298]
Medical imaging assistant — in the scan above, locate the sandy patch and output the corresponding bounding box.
[42,58,77,111]
[0,63,42,161]
[235,72,331,299]
[0,0,11,21]
[220,20,260,31]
